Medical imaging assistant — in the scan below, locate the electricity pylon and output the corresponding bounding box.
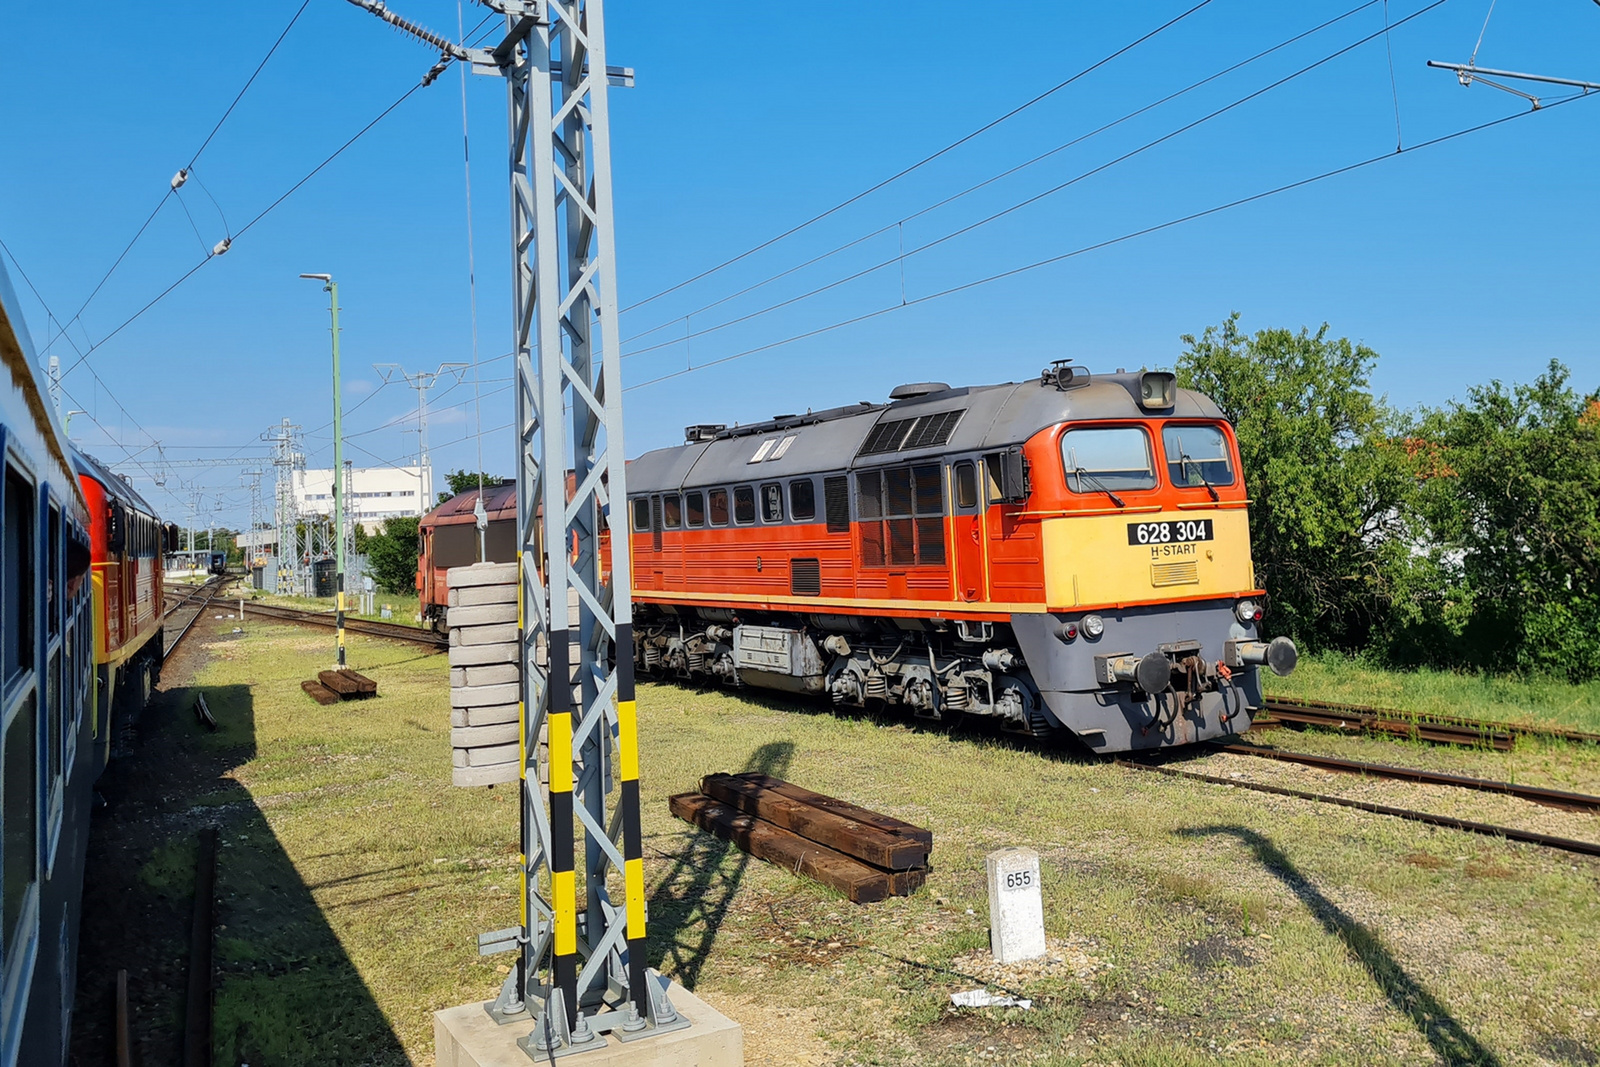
[345,0,669,1055]
[372,361,468,515]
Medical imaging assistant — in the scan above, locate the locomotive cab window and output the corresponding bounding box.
[708,488,730,527]
[1060,426,1157,493]
[1162,424,1236,488]
[662,494,682,530]
[684,491,706,528]
[760,483,784,523]
[789,479,815,521]
[631,497,651,533]
[733,486,756,525]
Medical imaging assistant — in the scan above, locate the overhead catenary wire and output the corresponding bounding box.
[621,0,1387,349]
[619,0,1222,317]
[621,0,1451,364]
[624,90,1596,394]
[42,0,313,360]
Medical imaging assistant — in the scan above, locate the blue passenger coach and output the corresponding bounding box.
[0,257,97,1066]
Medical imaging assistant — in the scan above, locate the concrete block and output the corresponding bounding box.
[434,984,743,1067]
[463,704,520,727]
[452,623,520,647]
[448,603,519,627]
[451,584,518,608]
[452,707,467,728]
[452,723,519,748]
[449,642,519,667]
[467,663,520,687]
[986,847,1046,965]
[448,562,518,589]
[452,762,520,788]
[451,683,521,709]
[465,742,520,767]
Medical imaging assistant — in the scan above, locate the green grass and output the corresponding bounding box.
[1265,650,1600,734]
[177,626,1600,1065]
[246,589,427,627]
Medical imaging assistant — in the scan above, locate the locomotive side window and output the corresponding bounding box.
[954,462,978,509]
[708,489,730,527]
[823,476,850,533]
[632,498,651,532]
[733,486,755,525]
[1161,424,1236,488]
[789,479,815,522]
[855,464,945,567]
[760,483,784,523]
[684,491,705,528]
[1061,427,1157,493]
[662,495,682,530]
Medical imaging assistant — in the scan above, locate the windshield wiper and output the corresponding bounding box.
[1179,452,1220,501]
[1073,467,1125,508]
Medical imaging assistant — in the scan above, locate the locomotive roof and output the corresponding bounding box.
[627,371,1224,493]
[422,479,517,528]
[72,447,160,517]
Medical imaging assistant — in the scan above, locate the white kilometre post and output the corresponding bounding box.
[986,847,1047,965]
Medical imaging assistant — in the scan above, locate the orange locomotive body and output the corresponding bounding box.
[624,367,1296,752]
[71,449,171,770]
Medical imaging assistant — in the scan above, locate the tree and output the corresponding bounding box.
[1411,361,1600,679]
[365,515,421,594]
[1177,314,1418,653]
[439,469,504,505]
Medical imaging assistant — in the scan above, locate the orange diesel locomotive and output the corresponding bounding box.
[624,365,1296,752]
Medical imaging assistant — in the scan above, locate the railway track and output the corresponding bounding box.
[239,601,447,649]
[1213,741,1600,813]
[1258,696,1600,749]
[1118,758,1600,859]
[164,577,234,656]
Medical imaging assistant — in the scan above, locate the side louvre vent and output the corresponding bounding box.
[790,558,822,596]
[857,410,965,456]
[824,476,850,533]
[651,496,663,552]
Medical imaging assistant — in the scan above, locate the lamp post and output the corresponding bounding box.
[301,272,346,668]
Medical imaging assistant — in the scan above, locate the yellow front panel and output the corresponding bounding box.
[1040,509,1254,610]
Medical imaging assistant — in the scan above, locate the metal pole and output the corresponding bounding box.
[304,273,346,666]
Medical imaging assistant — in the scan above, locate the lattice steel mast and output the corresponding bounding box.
[344,0,674,1054]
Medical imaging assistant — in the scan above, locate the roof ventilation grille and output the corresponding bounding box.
[889,382,950,401]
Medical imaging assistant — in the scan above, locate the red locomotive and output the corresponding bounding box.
[71,449,172,768]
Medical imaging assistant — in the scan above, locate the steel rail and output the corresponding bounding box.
[165,585,228,657]
[1263,696,1600,747]
[1260,699,1514,749]
[239,601,447,649]
[162,575,229,620]
[1117,759,1600,858]
[1214,742,1600,813]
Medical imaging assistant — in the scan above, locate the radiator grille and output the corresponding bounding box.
[1150,561,1199,587]
[790,558,821,596]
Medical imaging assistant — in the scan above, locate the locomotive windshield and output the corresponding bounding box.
[1161,424,1236,488]
[1060,427,1157,492]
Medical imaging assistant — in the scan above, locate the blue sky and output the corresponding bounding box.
[2,0,1596,531]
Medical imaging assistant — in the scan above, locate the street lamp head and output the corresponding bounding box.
[299,273,333,282]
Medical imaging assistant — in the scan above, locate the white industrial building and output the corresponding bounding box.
[294,464,432,531]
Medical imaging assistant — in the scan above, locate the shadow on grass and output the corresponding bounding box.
[1178,825,1502,1067]
[73,679,407,1066]
[645,740,794,990]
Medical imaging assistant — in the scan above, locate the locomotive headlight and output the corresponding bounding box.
[1235,599,1262,624]
[1082,614,1105,638]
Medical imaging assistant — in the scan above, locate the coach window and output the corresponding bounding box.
[1161,424,1236,488]
[733,486,756,525]
[662,494,682,530]
[708,488,730,527]
[760,483,784,524]
[1060,426,1157,493]
[684,491,705,529]
[954,461,978,510]
[3,462,40,986]
[631,497,651,533]
[789,479,815,522]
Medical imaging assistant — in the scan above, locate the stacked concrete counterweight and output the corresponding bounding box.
[448,562,544,788]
